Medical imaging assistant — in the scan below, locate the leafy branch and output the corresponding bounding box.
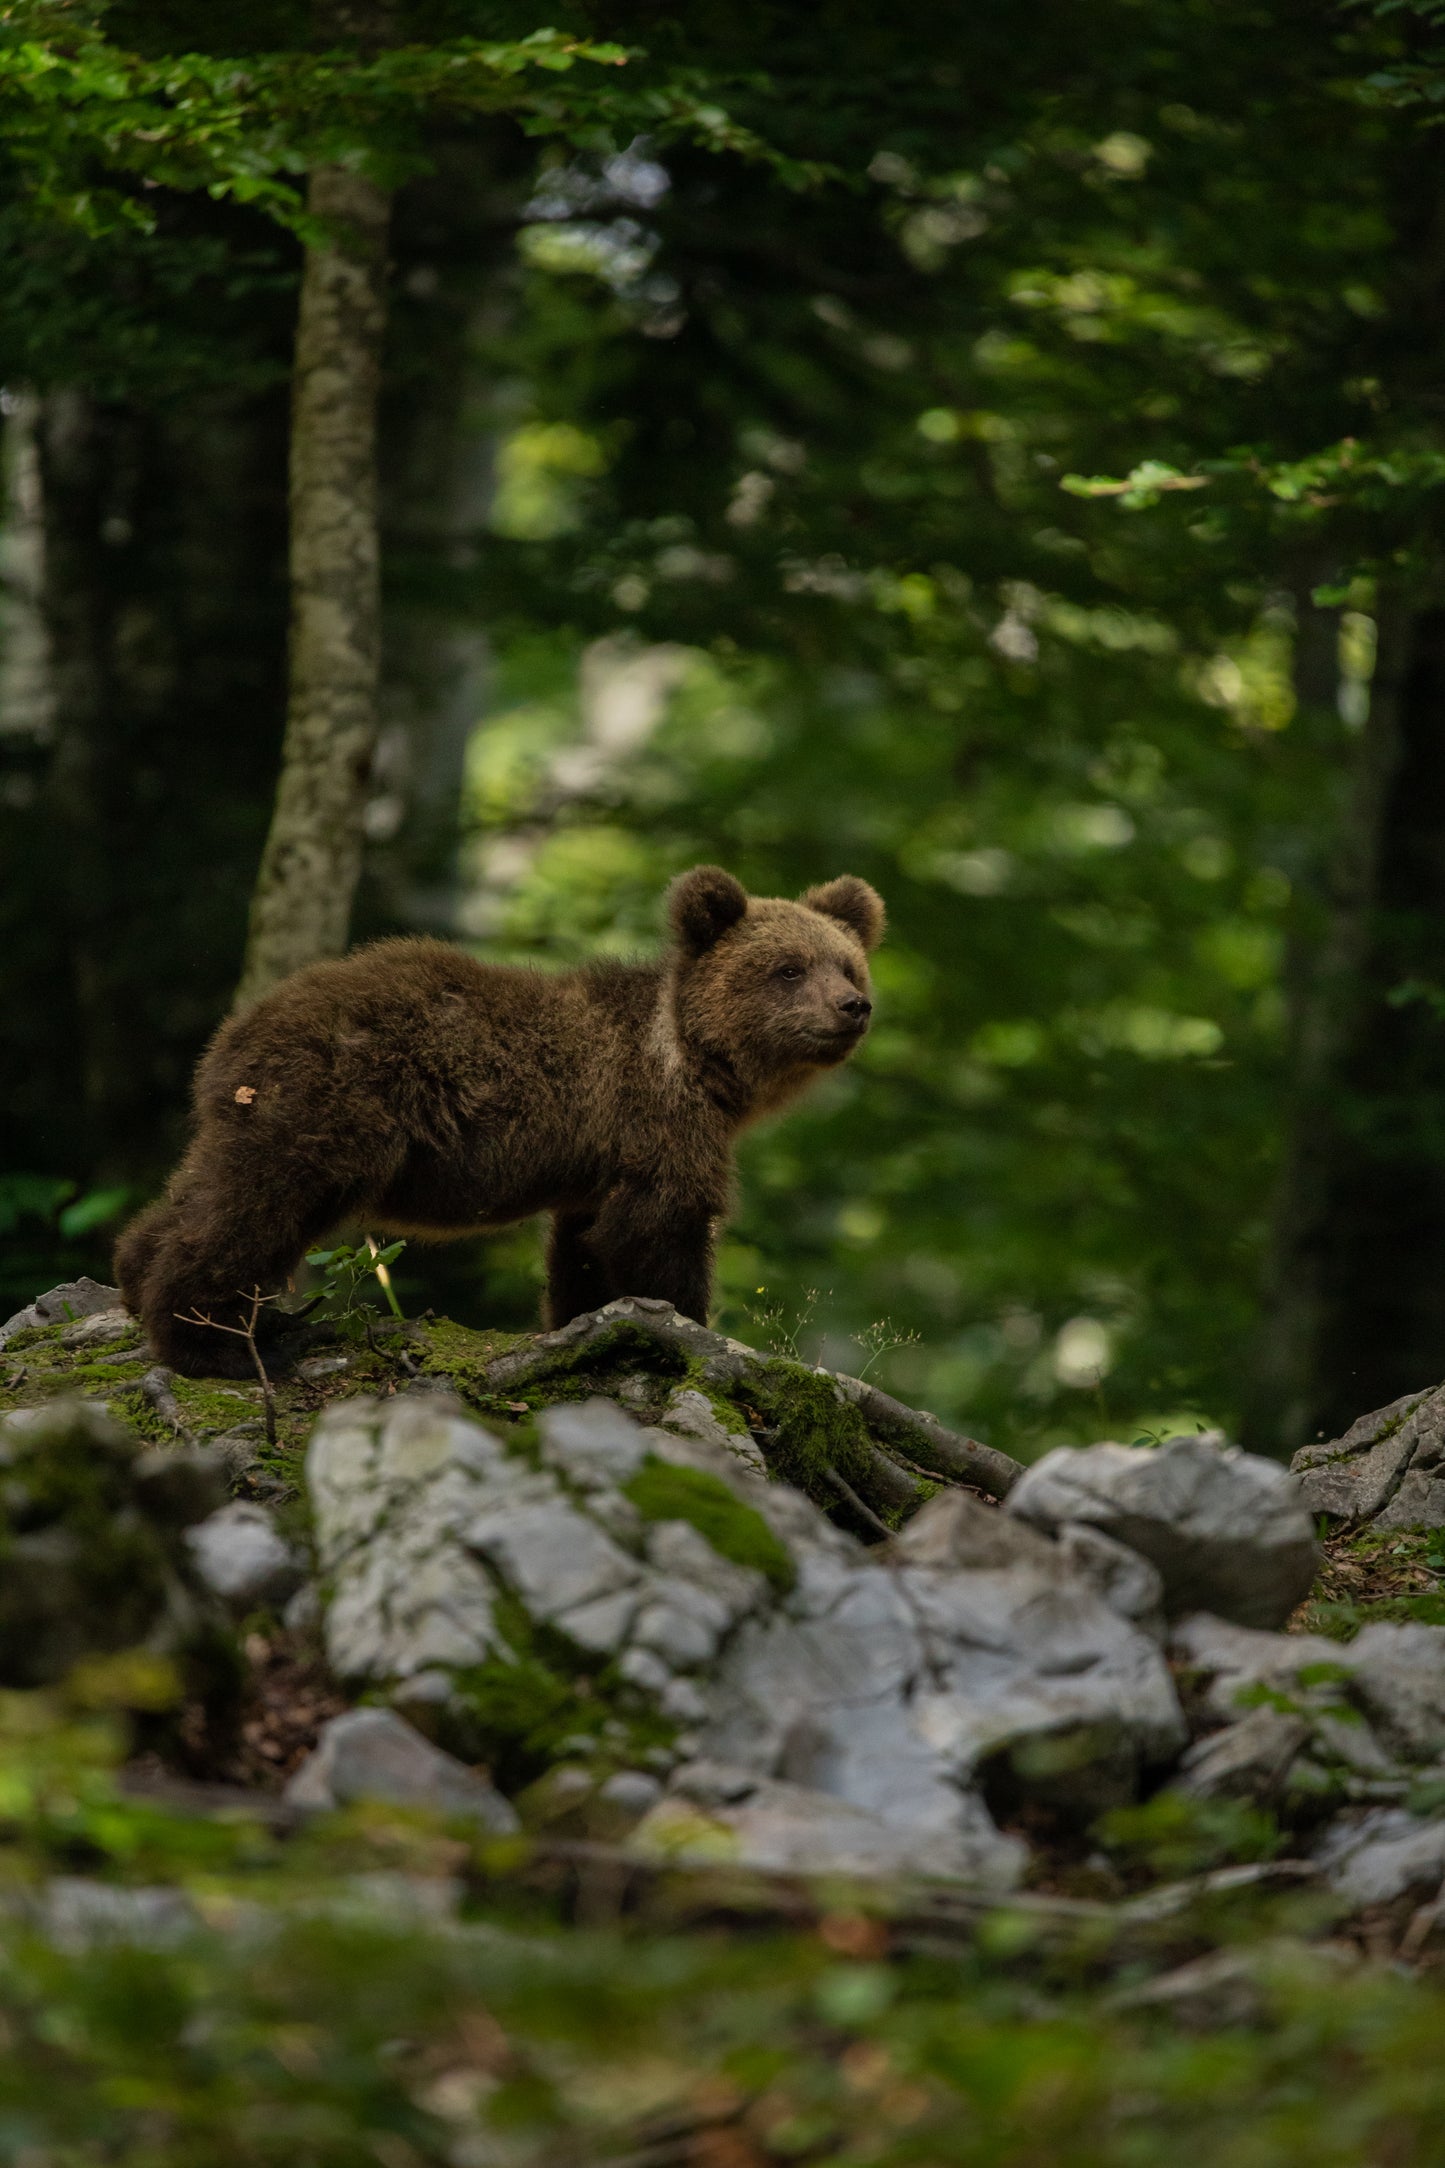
[0,13,824,240]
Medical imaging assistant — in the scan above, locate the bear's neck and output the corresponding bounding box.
[644,972,816,1129]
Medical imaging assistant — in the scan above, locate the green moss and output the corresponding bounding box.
[731,1357,880,1504]
[417,1316,530,1405]
[685,1373,754,1438]
[1095,1792,1282,1879]
[446,1593,674,1789]
[0,1325,59,1357]
[624,1456,795,1594]
[69,1358,148,1388]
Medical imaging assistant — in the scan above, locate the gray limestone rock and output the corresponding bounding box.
[1171,1708,1311,1803]
[1376,1465,1445,1531]
[1169,1612,1340,1724]
[1314,1806,1445,1906]
[1171,1610,1445,1784]
[633,1761,1025,1886]
[1291,1388,1445,1528]
[1338,1623,1445,1763]
[537,1397,649,1486]
[697,1491,1184,1838]
[660,1387,766,1474]
[184,1501,307,1615]
[1006,1431,1317,1628]
[0,1278,123,1351]
[1054,1522,1167,1637]
[286,1708,519,1830]
[464,1494,642,1623]
[59,1307,137,1353]
[305,1396,1184,1879]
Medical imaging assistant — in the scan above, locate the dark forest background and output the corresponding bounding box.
[8,0,1445,1461]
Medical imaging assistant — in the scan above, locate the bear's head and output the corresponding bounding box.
[665,865,885,1108]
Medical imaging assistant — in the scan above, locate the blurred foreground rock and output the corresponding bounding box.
[307,1391,1189,1887]
[287,1707,519,1830]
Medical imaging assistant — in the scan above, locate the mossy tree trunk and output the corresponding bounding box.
[235,164,390,1007]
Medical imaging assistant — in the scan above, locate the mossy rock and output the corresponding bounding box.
[0,1401,240,1718]
[624,1457,796,1593]
[436,1597,676,1790]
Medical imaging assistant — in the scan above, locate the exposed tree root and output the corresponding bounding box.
[482,1296,1023,1527]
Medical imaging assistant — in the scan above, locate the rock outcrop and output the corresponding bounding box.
[1292,1388,1445,1531]
[1006,1431,1317,1627]
[3,1279,1445,1920]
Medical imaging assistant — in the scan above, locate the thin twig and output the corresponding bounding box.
[175,1287,279,1446]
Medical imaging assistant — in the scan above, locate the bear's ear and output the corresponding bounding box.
[800,875,886,951]
[669,865,749,954]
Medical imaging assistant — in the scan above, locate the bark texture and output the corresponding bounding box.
[1249,602,1445,1450]
[236,165,390,1008]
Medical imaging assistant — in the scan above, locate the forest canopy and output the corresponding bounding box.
[5,0,1445,1460]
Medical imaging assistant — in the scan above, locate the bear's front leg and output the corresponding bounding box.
[587,1185,717,1327]
[545,1211,614,1328]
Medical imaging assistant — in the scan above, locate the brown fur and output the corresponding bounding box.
[115,867,885,1376]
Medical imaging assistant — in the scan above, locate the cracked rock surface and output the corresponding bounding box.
[1006,1430,1317,1628]
[307,1394,1187,1886]
[1292,1387,1445,1530]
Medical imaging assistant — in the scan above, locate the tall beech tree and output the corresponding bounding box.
[235,160,391,1004]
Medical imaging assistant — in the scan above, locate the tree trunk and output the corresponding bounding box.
[235,165,390,1007]
[1247,597,1445,1450]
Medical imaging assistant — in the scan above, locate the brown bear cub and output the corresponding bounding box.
[115,866,885,1377]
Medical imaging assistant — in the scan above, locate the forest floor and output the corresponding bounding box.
[5,1299,1445,2161]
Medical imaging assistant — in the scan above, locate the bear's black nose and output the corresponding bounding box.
[838,994,872,1023]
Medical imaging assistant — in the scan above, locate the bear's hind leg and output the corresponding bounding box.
[131,1175,351,1377]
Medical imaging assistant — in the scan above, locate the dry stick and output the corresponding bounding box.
[175,1287,279,1446]
[138,1365,193,1443]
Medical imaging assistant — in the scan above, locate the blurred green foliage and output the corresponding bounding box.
[0,1676,1442,2165]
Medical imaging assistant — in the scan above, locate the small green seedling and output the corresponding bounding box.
[304,1236,407,1343]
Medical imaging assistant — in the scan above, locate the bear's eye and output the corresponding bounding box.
[774,962,806,983]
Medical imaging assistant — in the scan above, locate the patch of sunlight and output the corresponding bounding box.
[1053,1315,1113,1388]
[1068,1004,1224,1059]
[490,421,608,541]
[970,1019,1047,1066]
[1049,802,1135,852]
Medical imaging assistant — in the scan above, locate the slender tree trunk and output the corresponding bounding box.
[235,164,390,1007]
[1245,595,1445,1450]
[1245,594,1405,1452]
